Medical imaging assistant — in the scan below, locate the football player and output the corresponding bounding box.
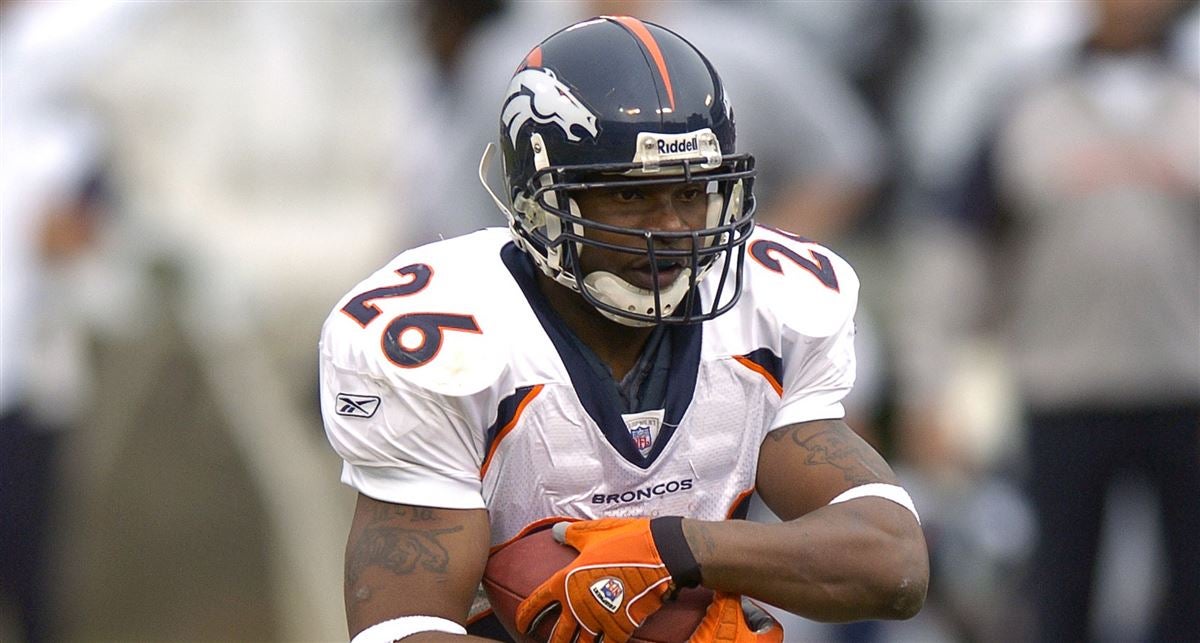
[320,16,927,643]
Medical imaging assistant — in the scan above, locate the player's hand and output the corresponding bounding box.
[691,592,784,643]
[515,517,695,643]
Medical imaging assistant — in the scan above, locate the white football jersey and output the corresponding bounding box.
[320,226,858,547]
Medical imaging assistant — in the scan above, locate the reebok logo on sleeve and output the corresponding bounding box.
[336,394,380,418]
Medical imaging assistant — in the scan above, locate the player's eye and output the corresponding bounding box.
[677,186,703,202]
[615,188,644,202]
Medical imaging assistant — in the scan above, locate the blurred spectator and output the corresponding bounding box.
[998,2,1199,639]
[0,3,114,640]
[412,0,505,82]
[889,0,1199,640]
[402,0,505,250]
[881,6,1089,638]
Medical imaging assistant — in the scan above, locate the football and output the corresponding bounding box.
[483,527,712,642]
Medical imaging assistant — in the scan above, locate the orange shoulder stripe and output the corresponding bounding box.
[479,384,544,479]
[732,355,783,397]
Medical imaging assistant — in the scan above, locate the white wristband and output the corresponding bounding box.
[350,615,467,642]
[828,483,921,524]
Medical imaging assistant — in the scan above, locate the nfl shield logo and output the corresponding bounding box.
[630,425,653,454]
[590,577,624,613]
[622,409,664,458]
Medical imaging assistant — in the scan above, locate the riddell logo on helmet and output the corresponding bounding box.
[590,479,694,505]
[658,137,699,155]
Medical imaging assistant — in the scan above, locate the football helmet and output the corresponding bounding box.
[481,15,756,326]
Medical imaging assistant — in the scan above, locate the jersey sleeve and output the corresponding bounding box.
[319,308,489,510]
[766,241,861,429]
[771,312,856,428]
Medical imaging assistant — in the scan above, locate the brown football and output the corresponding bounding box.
[483,528,712,642]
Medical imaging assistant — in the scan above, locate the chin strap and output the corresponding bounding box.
[582,268,693,327]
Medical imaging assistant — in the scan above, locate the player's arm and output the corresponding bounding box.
[345,493,494,642]
[513,419,925,641]
[681,418,928,622]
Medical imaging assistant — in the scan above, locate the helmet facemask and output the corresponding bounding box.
[505,130,756,327]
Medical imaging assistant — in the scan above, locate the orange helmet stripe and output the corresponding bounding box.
[610,16,675,111]
[520,46,542,71]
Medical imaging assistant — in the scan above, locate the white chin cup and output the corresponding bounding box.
[582,268,693,327]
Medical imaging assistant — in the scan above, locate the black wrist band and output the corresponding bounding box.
[649,516,702,592]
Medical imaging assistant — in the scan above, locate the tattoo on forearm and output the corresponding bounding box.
[771,425,886,484]
[346,505,463,588]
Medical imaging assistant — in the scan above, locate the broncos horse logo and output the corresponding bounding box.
[502,67,599,146]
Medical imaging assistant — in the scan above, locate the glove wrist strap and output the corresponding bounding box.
[650,516,702,592]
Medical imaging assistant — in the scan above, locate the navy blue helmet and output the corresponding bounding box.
[491,16,756,326]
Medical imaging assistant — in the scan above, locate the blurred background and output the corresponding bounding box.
[1,1,1196,641]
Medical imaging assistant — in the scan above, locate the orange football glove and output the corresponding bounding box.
[690,592,784,643]
[515,517,701,643]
